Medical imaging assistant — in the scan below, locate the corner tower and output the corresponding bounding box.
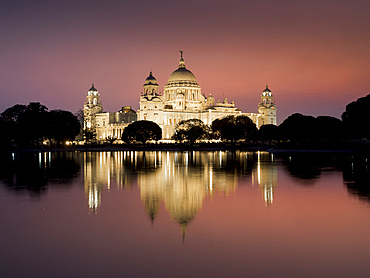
[142,71,159,98]
[138,71,164,123]
[83,84,103,129]
[258,85,277,126]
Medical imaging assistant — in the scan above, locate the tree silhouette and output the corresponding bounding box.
[173,119,211,144]
[342,94,370,139]
[47,110,81,145]
[257,124,279,142]
[83,128,96,144]
[212,115,256,143]
[278,113,344,142]
[122,120,162,145]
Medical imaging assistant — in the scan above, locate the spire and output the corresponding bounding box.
[179,50,186,68]
[263,85,272,93]
[89,83,98,92]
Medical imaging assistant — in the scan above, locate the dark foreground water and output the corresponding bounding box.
[1,150,370,278]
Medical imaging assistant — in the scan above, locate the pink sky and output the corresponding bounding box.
[1,0,369,123]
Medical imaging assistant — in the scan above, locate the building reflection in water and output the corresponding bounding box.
[83,151,133,212]
[252,151,277,205]
[83,151,278,234]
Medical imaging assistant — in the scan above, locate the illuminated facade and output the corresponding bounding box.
[83,52,277,141]
[83,84,137,141]
[138,52,277,139]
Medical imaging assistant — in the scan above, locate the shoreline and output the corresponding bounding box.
[2,143,369,154]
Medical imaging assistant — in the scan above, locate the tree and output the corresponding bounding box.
[278,113,343,142]
[315,116,344,141]
[0,102,48,146]
[278,113,316,142]
[212,115,257,143]
[122,120,162,145]
[342,94,370,139]
[47,110,81,145]
[83,128,96,144]
[173,119,212,145]
[106,136,117,145]
[1,103,82,148]
[0,104,27,145]
[257,124,279,142]
[20,102,49,145]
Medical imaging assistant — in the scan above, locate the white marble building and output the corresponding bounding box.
[83,84,136,142]
[83,52,277,142]
[137,52,277,139]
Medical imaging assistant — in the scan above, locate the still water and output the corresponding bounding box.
[0,150,370,278]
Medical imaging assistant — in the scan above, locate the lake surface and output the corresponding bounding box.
[1,150,370,278]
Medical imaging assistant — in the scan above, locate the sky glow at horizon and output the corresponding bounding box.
[1,0,370,123]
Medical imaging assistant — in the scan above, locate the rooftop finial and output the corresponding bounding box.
[178,50,185,68]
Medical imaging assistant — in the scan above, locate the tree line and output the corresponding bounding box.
[0,102,81,148]
[120,94,370,145]
[1,94,369,148]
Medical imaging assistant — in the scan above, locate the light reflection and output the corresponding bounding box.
[252,152,277,205]
[83,151,277,234]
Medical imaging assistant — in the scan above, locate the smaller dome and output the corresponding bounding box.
[89,83,98,92]
[145,71,158,85]
[263,85,271,93]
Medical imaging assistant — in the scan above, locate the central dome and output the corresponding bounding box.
[168,67,197,83]
[167,52,199,85]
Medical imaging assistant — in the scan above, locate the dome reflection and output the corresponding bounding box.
[83,151,278,236]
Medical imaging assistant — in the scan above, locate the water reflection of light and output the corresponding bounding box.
[82,151,278,232]
[88,182,100,211]
[257,151,261,185]
[107,154,111,191]
[209,167,213,192]
[252,152,277,206]
[44,152,47,168]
